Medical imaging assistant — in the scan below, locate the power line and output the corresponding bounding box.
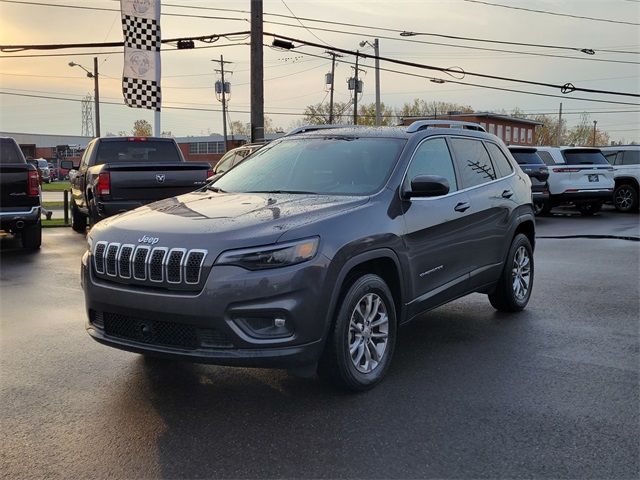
[3,0,637,57]
[462,0,640,26]
[269,33,640,98]
[280,0,332,47]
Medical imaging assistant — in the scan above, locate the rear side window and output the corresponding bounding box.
[0,139,25,164]
[406,138,458,192]
[623,150,640,165]
[602,151,618,165]
[562,149,608,165]
[95,140,181,165]
[510,149,544,165]
[485,142,514,178]
[537,151,556,166]
[450,138,496,188]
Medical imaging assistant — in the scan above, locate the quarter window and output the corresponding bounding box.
[406,138,458,192]
[450,138,497,188]
[485,142,514,178]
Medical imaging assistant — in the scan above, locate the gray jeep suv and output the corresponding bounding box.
[82,121,535,391]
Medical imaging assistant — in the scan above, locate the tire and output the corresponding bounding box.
[538,202,552,216]
[21,222,42,250]
[488,233,533,312]
[317,274,397,391]
[88,201,100,228]
[71,202,87,233]
[533,202,546,216]
[613,184,639,213]
[577,202,603,216]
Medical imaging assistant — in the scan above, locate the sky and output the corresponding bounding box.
[0,0,639,142]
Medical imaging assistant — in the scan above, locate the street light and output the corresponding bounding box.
[359,39,381,126]
[69,57,100,137]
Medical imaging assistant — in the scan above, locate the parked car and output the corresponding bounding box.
[534,146,614,215]
[62,137,213,232]
[212,143,265,175]
[31,158,51,183]
[601,145,639,213]
[508,146,550,215]
[0,137,42,249]
[82,121,536,391]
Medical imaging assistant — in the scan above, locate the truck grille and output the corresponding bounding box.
[99,311,234,350]
[93,241,207,290]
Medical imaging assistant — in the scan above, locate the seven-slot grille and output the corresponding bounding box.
[93,241,207,288]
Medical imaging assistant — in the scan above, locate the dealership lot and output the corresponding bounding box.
[1,211,638,479]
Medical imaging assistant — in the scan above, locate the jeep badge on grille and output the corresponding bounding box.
[138,235,160,245]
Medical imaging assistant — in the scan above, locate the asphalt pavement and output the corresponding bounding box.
[1,211,638,479]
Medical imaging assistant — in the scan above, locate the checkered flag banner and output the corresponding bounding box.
[120,0,161,111]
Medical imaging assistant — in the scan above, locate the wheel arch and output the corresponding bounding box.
[324,249,406,338]
[614,176,639,190]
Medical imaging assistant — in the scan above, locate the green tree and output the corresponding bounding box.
[132,119,152,137]
[356,102,396,126]
[303,101,352,125]
[395,99,473,120]
[566,113,610,146]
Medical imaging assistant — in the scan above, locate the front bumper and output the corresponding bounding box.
[82,250,331,368]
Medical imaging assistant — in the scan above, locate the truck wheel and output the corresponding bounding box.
[317,274,397,391]
[71,202,87,233]
[613,184,639,213]
[21,222,42,250]
[488,233,533,312]
[88,201,100,228]
[577,202,602,216]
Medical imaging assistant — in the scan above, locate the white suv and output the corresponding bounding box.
[535,146,614,215]
[601,146,640,213]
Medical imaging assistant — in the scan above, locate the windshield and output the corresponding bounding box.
[562,149,608,165]
[95,140,181,165]
[37,160,49,168]
[510,150,544,165]
[212,137,406,195]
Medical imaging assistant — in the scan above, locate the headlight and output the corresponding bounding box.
[215,237,319,270]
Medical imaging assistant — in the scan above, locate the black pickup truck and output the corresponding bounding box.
[0,137,42,249]
[62,137,212,232]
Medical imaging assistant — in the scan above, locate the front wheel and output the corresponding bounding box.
[489,233,534,312]
[613,184,639,213]
[318,274,397,391]
[71,202,87,233]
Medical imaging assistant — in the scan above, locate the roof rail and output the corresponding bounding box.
[406,120,486,133]
[285,124,357,136]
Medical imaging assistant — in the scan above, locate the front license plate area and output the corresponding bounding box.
[588,174,599,182]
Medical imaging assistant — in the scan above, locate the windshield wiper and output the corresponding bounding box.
[207,185,226,193]
[246,190,318,194]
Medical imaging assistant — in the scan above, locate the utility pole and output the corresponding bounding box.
[592,120,598,146]
[353,51,359,125]
[326,51,342,124]
[213,55,233,152]
[93,57,101,137]
[373,39,381,126]
[556,102,562,146]
[250,0,264,143]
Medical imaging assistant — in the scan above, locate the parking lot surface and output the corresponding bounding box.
[1,212,638,479]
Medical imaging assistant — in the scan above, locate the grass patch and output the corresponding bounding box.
[43,201,65,208]
[42,181,71,192]
[42,218,68,228]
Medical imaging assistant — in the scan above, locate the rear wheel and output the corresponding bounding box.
[71,202,87,233]
[538,202,553,215]
[318,274,397,391]
[21,222,42,250]
[613,184,639,213]
[489,233,533,312]
[533,202,546,216]
[577,202,602,216]
[88,201,100,228]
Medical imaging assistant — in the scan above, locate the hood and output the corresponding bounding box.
[91,190,368,251]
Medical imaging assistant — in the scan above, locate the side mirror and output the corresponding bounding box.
[406,175,450,198]
[60,160,74,170]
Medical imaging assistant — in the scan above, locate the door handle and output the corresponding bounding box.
[502,189,514,199]
[454,202,470,212]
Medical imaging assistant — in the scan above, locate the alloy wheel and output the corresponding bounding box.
[511,246,531,301]
[615,187,633,211]
[348,293,389,374]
